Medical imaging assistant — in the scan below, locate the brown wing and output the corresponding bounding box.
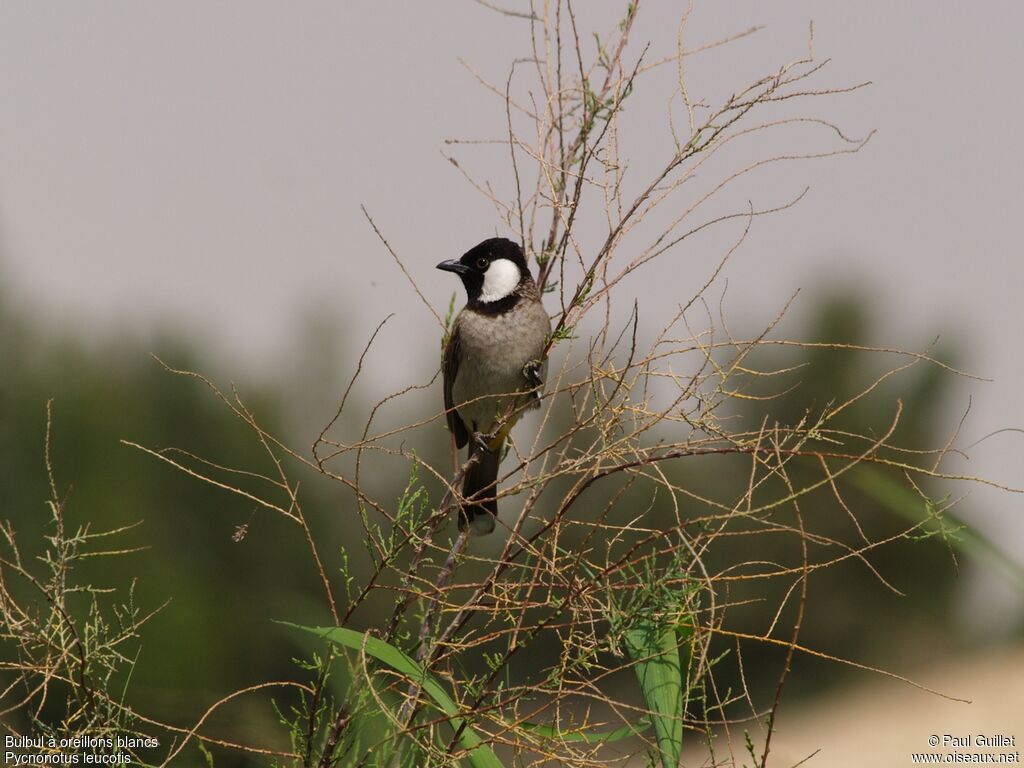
[442,319,469,449]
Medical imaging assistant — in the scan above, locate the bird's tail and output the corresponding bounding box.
[460,442,501,536]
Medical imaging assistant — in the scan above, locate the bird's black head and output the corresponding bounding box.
[437,238,531,306]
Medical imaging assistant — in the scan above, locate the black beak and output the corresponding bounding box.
[436,259,470,275]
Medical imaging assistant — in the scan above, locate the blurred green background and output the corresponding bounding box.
[4,273,1016,766]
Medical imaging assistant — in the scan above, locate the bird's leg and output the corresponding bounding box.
[522,359,545,410]
[472,431,490,454]
[471,429,499,456]
[523,358,544,390]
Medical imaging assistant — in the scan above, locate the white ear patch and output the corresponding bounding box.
[479,258,521,303]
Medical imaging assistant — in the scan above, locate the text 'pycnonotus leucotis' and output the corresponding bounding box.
[438,238,551,535]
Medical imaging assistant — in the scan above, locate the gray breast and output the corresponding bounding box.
[451,301,550,434]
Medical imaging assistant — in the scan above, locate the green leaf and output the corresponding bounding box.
[623,617,685,768]
[849,467,1024,591]
[283,623,503,768]
[517,718,650,744]
[196,740,215,768]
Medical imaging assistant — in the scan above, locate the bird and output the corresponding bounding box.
[437,238,551,535]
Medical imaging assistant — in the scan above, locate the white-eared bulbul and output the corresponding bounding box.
[437,238,551,535]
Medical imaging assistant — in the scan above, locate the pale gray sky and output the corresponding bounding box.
[1,3,1021,614]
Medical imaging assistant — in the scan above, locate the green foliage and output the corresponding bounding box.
[851,466,1024,590]
[548,324,577,344]
[0,411,159,763]
[624,617,689,768]
[372,461,432,568]
[197,740,216,768]
[271,653,333,767]
[285,624,503,768]
[514,719,649,744]
[601,540,694,768]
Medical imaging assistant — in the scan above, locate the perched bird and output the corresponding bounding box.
[437,238,551,535]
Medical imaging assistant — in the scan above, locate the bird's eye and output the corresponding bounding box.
[476,257,488,270]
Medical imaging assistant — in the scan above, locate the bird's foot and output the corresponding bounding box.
[523,358,544,390]
[471,430,497,455]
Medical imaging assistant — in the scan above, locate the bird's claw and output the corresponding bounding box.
[472,431,496,454]
[523,359,544,390]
